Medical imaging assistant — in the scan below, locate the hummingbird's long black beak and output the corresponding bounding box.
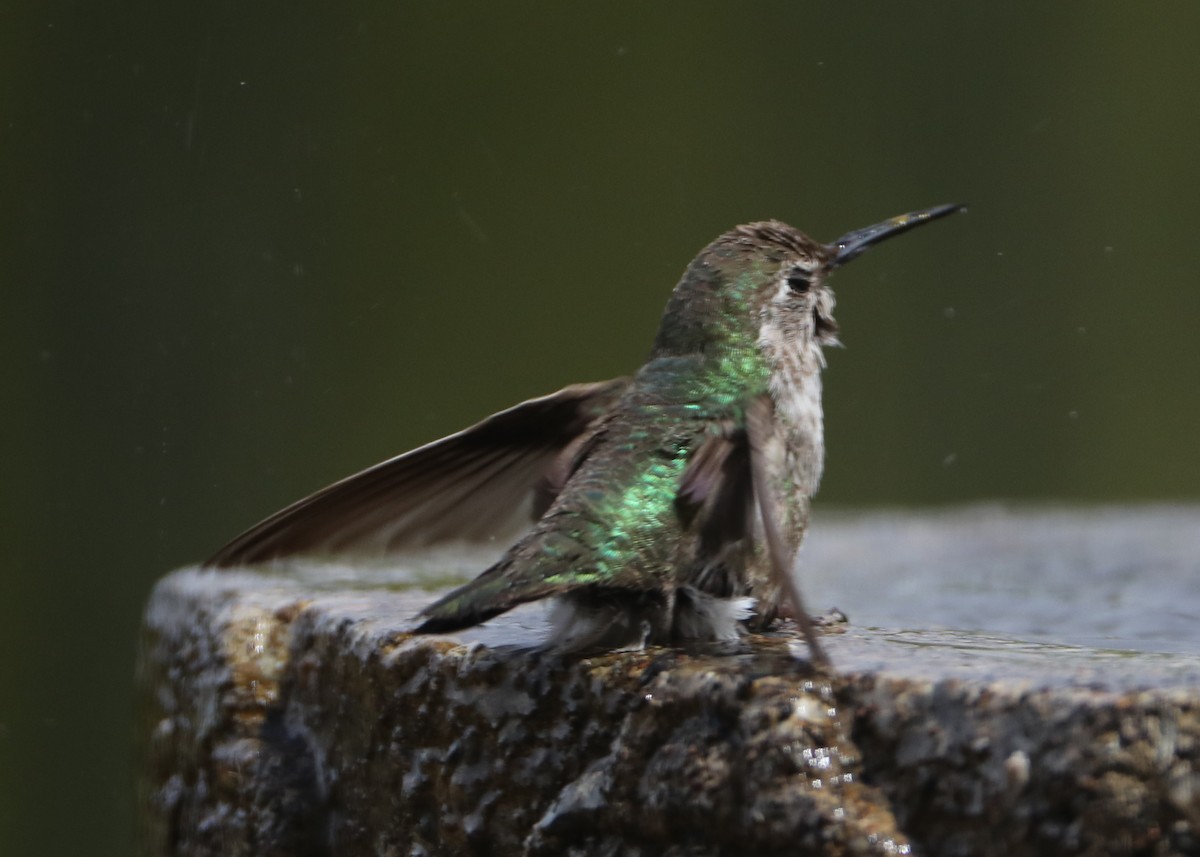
[829,203,964,267]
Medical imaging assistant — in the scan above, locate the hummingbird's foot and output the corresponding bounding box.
[813,607,849,627]
[771,602,847,628]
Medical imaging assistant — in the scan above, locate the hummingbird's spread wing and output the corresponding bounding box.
[205,378,630,566]
[677,422,753,550]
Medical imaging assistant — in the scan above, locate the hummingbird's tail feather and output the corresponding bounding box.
[413,560,560,634]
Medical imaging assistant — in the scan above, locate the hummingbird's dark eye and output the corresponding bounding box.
[786,271,811,293]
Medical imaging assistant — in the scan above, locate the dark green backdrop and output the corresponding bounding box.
[4,3,1199,855]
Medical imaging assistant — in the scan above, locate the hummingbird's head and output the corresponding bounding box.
[732,220,844,353]
[651,205,963,367]
[650,221,837,361]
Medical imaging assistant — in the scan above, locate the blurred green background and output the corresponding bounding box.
[3,2,1200,854]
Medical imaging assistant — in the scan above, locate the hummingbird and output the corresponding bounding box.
[207,205,962,664]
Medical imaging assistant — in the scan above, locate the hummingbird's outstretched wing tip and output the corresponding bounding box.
[205,378,631,567]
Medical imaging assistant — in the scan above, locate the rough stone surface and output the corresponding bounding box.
[138,508,1200,856]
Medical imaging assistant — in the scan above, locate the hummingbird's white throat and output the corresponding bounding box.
[755,274,833,499]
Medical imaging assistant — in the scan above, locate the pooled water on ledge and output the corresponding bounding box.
[803,505,1200,657]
